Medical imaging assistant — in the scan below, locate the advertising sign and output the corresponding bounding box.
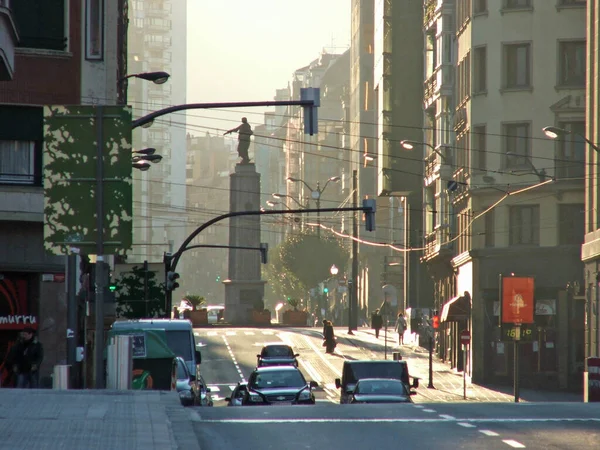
[501,276,534,325]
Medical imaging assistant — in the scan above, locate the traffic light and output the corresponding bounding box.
[216,275,221,282]
[432,315,440,330]
[166,271,180,292]
[363,198,376,232]
[323,287,329,294]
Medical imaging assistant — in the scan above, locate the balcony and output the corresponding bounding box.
[424,0,439,27]
[424,73,438,108]
[0,3,18,80]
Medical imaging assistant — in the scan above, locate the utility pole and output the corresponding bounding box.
[94,106,106,389]
[316,181,321,239]
[66,252,78,388]
[143,260,149,317]
[351,169,359,331]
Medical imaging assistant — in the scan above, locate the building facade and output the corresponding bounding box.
[423,0,586,388]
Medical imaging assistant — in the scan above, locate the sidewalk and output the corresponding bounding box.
[344,327,581,403]
[0,389,200,450]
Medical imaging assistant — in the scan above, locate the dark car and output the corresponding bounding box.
[350,378,416,404]
[225,382,247,407]
[257,343,299,368]
[335,360,419,404]
[243,366,317,405]
[173,357,213,407]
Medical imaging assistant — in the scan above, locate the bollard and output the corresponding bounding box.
[53,365,70,389]
[392,352,402,361]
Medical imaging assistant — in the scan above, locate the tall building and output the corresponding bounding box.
[423,0,586,388]
[583,0,600,366]
[0,0,125,386]
[127,0,187,276]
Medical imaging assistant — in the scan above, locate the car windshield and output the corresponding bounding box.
[356,380,408,395]
[344,362,408,385]
[250,369,306,389]
[165,330,193,361]
[262,345,294,357]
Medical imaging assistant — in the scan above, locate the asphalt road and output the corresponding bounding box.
[191,327,596,449]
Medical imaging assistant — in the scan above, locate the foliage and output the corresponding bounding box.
[286,298,301,311]
[263,245,306,301]
[183,294,206,310]
[113,266,165,319]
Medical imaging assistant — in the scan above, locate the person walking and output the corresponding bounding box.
[395,313,407,346]
[323,320,336,354]
[8,327,43,388]
[371,309,383,339]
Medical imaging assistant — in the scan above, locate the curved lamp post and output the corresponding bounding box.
[287,176,340,237]
[272,192,306,208]
[401,140,446,162]
[543,126,600,153]
[120,71,170,85]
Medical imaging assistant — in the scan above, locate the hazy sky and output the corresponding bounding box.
[186,0,351,138]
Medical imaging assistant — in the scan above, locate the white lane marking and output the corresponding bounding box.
[301,334,342,377]
[439,415,456,420]
[207,331,218,336]
[479,430,500,436]
[325,383,337,390]
[423,409,436,413]
[299,359,322,383]
[194,332,200,336]
[226,331,237,336]
[229,385,237,390]
[244,331,255,335]
[503,440,526,448]
[413,405,425,409]
[262,331,274,335]
[457,423,476,428]
[193,417,600,425]
[206,386,220,392]
[222,336,246,383]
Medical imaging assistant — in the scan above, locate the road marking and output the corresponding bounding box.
[299,359,322,383]
[423,409,436,413]
[479,430,500,437]
[244,331,255,335]
[439,415,456,420]
[301,334,342,377]
[222,336,246,383]
[192,417,600,425]
[189,410,202,422]
[206,386,220,392]
[413,405,425,408]
[226,331,237,336]
[207,331,218,336]
[457,423,476,428]
[194,332,200,336]
[503,440,526,448]
[262,331,274,335]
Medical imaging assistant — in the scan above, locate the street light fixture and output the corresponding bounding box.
[133,148,156,156]
[132,161,151,171]
[120,71,171,85]
[330,264,339,276]
[272,193,306,208]
[400,140,447,162]
[133,154,163,164]
[543,126,600,153]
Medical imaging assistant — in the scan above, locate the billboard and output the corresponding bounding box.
[43,105,133,255]
[500,275,535,325]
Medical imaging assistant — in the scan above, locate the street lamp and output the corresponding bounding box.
[133,154,163,164]
[120,71,170,85]
[543,126,600,153]
[132,161,150,171]
[287,175,340,237]
[272,193,306,208]
[506,152,547,182]
[330,264,339,276]
[401,140,447,162]
[133,147,156,156]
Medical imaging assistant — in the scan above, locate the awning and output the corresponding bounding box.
[440,295,471,322]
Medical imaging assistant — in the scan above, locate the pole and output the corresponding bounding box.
[428,334,435,389]
[384,315,388,360]
[143,260,149,317]
[94,105,106,389]
[66,252,78,388]
[164,253,172,316]
[463,344,467,399]
[351,170,359,331]
[514,324,521,403]
[316,184,321,239]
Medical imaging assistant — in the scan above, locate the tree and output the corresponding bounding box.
[263,244,306,302]
[182,294,206,310]
[113,266,165,318]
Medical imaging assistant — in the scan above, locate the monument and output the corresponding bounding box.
[223,162,266,324]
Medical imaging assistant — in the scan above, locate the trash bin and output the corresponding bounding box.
[53,365,70,390]
[585,357,600,402]
[392,352,402,361]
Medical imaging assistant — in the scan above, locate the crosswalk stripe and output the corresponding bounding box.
[262,331,274,335]
[226,331,237,336]
[207,331,218,336]
[244,331,255,335]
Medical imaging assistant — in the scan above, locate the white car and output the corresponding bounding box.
[207,305,224,324]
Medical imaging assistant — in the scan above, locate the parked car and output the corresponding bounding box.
[334,360,419,404]
[173,356,213,406]
[243,366,317,405]
[207,305,224,324]
[225,382,247,406]
[349,378,416,404]
[257,343,299,368]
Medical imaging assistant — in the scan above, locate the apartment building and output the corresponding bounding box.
[127,0,187,273]
[0,0,125,386]
[422,0,586,388]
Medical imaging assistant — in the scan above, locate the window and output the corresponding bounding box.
[12,0,66,51]
[504,0,531,8]
[474,0,487,13]
[86,0,104,60]
[558,0,585,5]
[558,204,584,245]
[0,141,35,184]
[504,43,531,88]
[558,41,585,87]
[555,121,585,180]
[472,125,487,171]
[456,52,471,105]
[503,123,530,168]
[484,208,494,247]
[509,205,540,245]
[473,46,487,93]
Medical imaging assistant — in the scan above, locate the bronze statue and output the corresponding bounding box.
[224,117,253,164]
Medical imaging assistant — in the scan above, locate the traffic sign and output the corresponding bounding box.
[460,329,470,346]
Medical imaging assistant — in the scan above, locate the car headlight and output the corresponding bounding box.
[297,390,312,401]
[179,390,193,400]
[249,393,263,403]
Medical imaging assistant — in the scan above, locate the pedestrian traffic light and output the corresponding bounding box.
[432,315,440,330]
[166,271,180,292]
[323,287,329,294]
[363,198,376,232]
[216,275,221,282]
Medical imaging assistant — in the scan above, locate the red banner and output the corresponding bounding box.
[501,276,534,324]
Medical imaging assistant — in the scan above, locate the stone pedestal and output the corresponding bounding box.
[224,163,266,324]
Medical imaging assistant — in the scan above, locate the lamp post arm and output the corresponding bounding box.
[579,134,600,154]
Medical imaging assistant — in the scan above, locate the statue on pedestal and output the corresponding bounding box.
[224,117,253,164]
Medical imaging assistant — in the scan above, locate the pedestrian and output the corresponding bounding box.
[395,313,407,346]
[371,309,383,339]
[8,327,43,389]
[323,320,336,354]
[223,117,253,164]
